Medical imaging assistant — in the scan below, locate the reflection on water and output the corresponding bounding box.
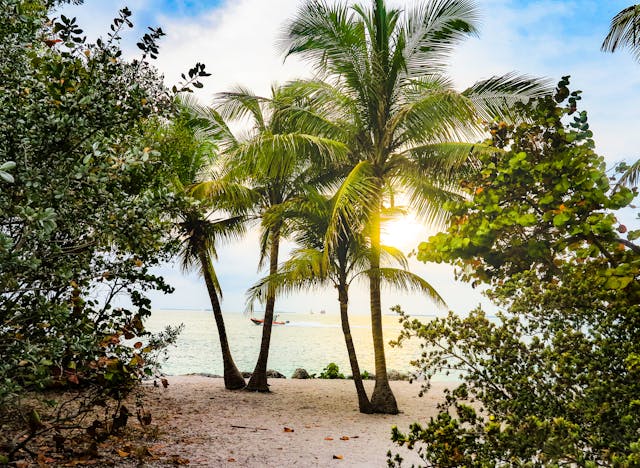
[145,310,429,378]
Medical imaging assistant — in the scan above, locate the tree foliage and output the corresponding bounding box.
[0,1,207,460]
[388,79,640,466]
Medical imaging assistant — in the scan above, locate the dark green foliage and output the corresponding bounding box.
[389,79,640,466]
[0,0,200,460]
[319,362,345,379]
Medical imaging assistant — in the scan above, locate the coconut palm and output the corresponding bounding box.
[214,84,348,392]
[162,100,248,390]
[282,0,550,413]
[247,190,444,413]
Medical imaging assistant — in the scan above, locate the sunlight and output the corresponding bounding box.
[380,214,428,252]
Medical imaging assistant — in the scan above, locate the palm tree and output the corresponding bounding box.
[282,0,549,413]
[214,85,348,392]
[247,190,444,413]
[162,100,247,390]
[602,5,640,187]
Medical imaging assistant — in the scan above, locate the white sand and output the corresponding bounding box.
[140,376,451,467]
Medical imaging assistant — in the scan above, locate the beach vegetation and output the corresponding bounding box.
[0,0,207,461]
[389,79,640,466]
[282,0,549,414]
[319,362,346,379]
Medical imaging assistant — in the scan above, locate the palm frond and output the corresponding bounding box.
[401,0,480,78]
[463,72,552,122]
[356,267,445,308]
[617,158,640,188]
[602,5,640,62]
[215,87,268,130]
[246,249,329,306]
[325,160,377,252]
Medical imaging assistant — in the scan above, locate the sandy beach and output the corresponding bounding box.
[137,375,450,467]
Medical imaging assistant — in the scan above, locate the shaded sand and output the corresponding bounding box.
[140,376,450,467]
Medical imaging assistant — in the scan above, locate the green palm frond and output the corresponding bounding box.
[326,160,377,251]
[229,133,349,181]
[399,87,480,144]
[602,5,640,62]
[400,0,480,77]
[215,87,268,130]
[618,158,640,187]
[356,267,445,307]
[188,180,258,215]
[379,244,409,269]
[246,249,329,305]
[463,72,552,122]
[392,157,465,225]
[398,142,490,177]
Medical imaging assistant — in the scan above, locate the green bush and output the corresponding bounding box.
[319,363,345,379]
[389,79,640,466]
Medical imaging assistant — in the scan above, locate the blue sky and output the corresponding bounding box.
[59,0,640,315]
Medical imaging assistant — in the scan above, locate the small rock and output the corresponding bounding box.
[266,369,286,379]
[387,370,410,381]
[291,368,310,379]
[241,372,252,378]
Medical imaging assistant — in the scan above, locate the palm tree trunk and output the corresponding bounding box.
[199,250,246,390]
[369,194,399,414]
[246,227,280,392]
[338,283,374,414]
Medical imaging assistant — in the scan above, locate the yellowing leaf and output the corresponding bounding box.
[283,427,294,432]
[333,455,344,459]
[117,450,129,457]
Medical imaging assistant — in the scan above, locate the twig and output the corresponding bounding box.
[230,424,268,431]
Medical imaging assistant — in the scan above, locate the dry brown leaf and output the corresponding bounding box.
[227,458,236,462]
[161,378,169,388]
[117,449,130,457]
[283,427,294,432]
[324,437,334,441]
[340,436,350,441]
[333,455,344,459]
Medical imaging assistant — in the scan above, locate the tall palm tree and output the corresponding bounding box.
[214,84,348,392]
[162,100,248,390]
[282,0,549,413]
[602,4,640,187]
[247,190,445,413]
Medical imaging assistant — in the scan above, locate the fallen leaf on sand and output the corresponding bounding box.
[340,436,350,441]
[161,378,169,388]
[117,450,130,457]
[333,455,344,459]
[227,458,236,462]
[283,427,294,432]
[324,437,334,441]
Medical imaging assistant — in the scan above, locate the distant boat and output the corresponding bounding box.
[319,309,326,315]
[249,312,289,325]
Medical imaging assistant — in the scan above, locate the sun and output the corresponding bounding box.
[380,214,428,252]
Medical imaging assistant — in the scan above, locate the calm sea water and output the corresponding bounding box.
[145,310,431,378]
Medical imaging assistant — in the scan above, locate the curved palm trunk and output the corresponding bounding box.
[369,195,399,414]
[199,250,246,390]
[246,227,280,392]
[338,283,374,414]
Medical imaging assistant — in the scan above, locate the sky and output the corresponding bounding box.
[58,0,640,316]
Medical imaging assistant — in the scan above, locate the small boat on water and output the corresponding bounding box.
[249,312,289,326]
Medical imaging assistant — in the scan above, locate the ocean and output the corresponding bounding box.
[145,309,433,379]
